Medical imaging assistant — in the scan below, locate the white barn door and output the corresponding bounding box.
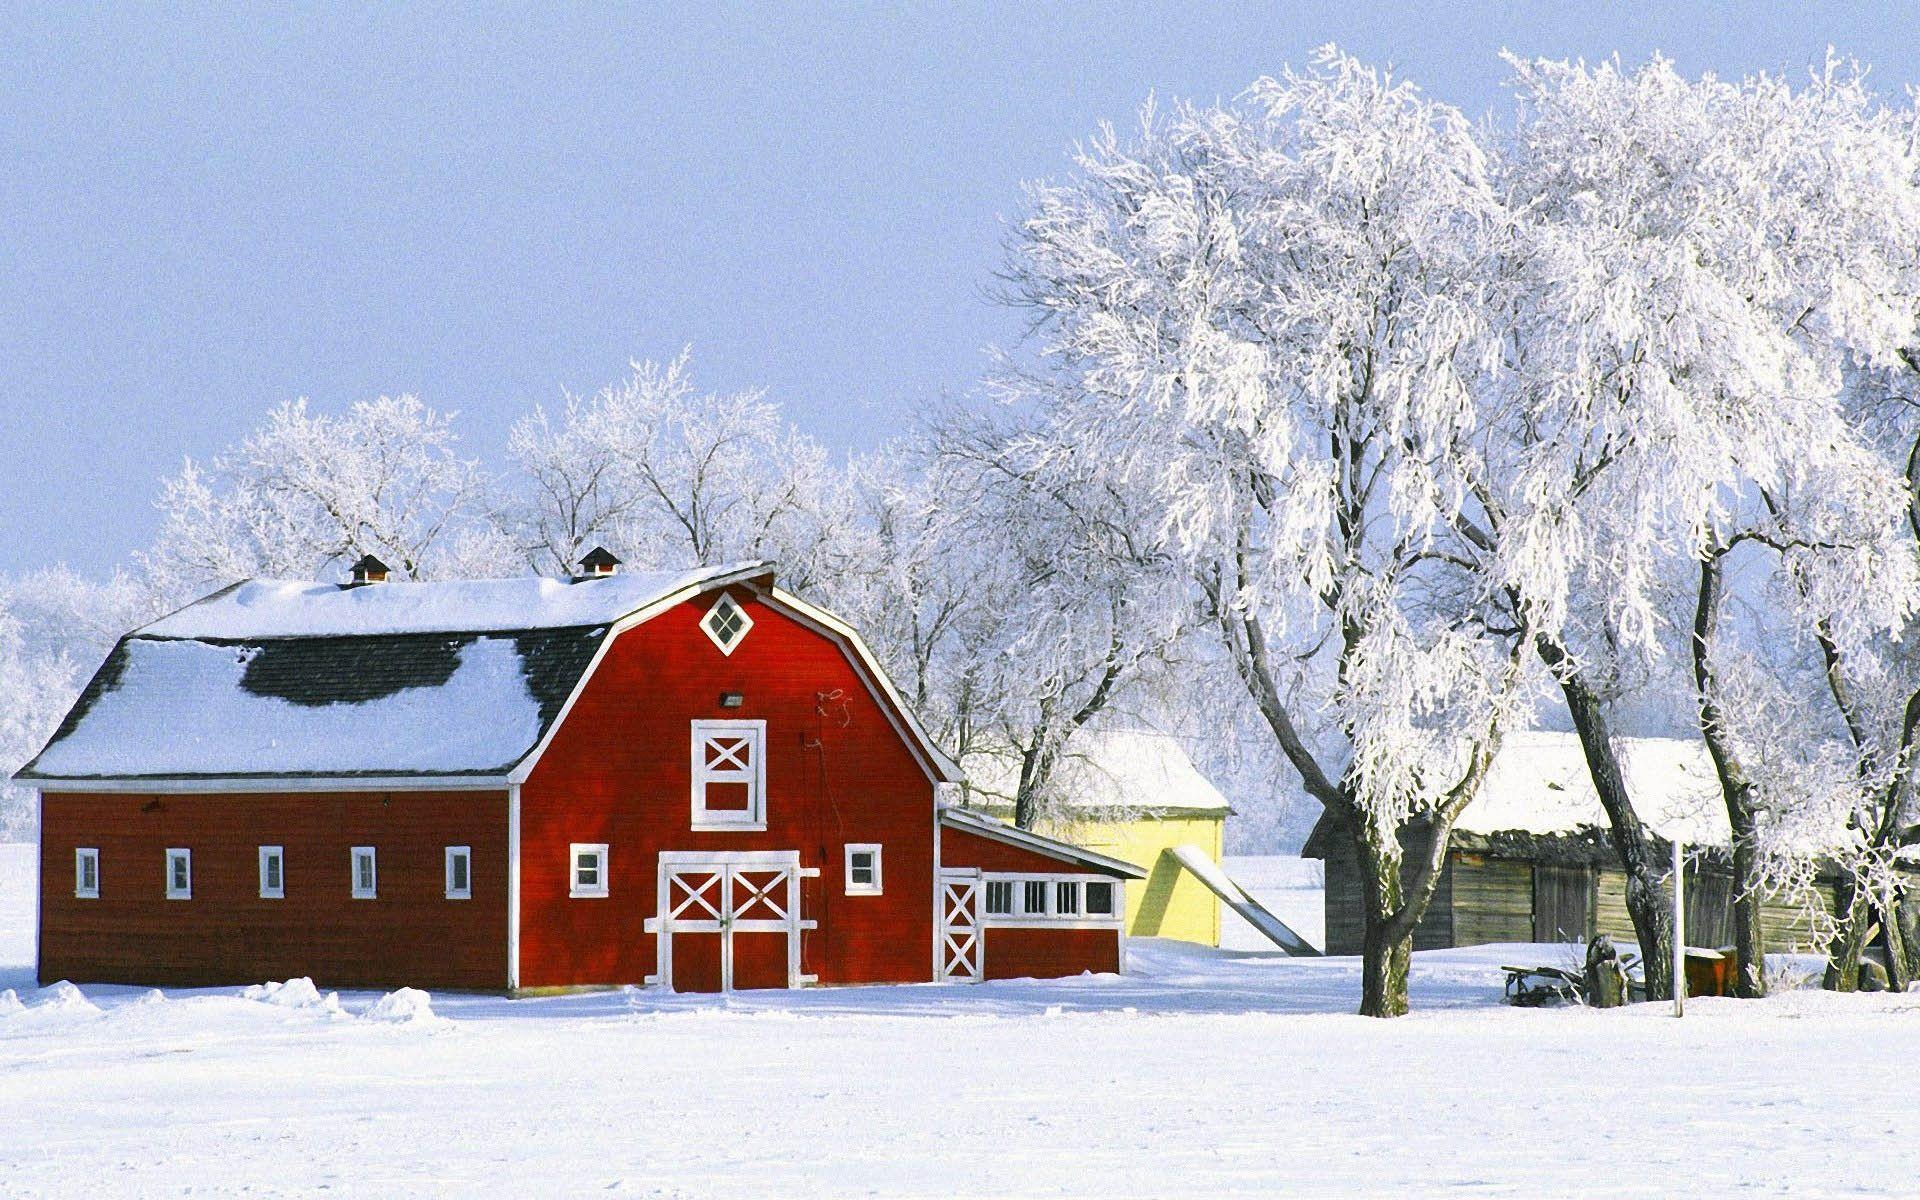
[938,869,983,983]
[647,851,816,992]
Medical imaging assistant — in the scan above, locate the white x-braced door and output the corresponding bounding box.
[648,852,815,992]
[939,869,983,983]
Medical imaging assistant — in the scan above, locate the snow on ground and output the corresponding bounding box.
[4,841,1920,1198]
[1220,853,1325,951]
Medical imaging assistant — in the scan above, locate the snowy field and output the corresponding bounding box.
[5,844,1920,1198]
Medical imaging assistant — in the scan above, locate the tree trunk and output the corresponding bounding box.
[1536,635,1674,1001]
[1353,820,1414,1018]
[1728,837,1768,998]
[1885,896,1913,992]
[1825,880,1870,992]
[1896,895,1920,988]
[1692,551,1766,997]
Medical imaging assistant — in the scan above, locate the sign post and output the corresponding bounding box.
[1672,839,1686,1019]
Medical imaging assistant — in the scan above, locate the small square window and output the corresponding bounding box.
[445,846,472,900]
[1055,881,1081,916]
[984,880,1013,916]
[1021,879,1049,916]
[570,843,609,898]
[74,848,99,899]
[1086,880,1116,917]
[351,847,378,899]
[259,846,284,899]
[700,592,754,655]
[165,848,192,900]
[844,844,883,895]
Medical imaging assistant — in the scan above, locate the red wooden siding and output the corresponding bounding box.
[38,790,509,990]
[981,927,1120,979]
[516,588,938,988]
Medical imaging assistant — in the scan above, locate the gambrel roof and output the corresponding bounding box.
[17,563,797,787]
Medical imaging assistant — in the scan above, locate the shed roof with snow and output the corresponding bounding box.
[966,730,1234,817]
[1303,730,1798,865]
[17,563,775,785]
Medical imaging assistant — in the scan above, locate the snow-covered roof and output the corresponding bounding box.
[1456,731,1728,846]
[25,635,560,780]
[140,563,767,640]
[966,730,1232,816]
[19,564,769,784]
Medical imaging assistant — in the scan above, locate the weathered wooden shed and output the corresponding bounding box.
[1304,732,1838,955]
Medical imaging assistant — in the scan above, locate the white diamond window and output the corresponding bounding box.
[700,593,752,655]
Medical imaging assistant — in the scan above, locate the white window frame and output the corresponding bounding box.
[350,846,378,900]
[258,845,284,899]
[74,847,100,899]
[699,591,754,655]
[165,848,192,900]
[570,843,609,898]
[844,843,883,896]
[445,845,472,900]
[1055,879,1081,917]
[1084,878,1118,918]
[690,719,767,831]
[983,878,1014,917]
[981,872,1125,929]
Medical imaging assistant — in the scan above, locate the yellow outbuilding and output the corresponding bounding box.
[966,730,1233,947]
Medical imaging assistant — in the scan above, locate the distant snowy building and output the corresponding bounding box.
[18,553,1141,993]
[1303,731,1837,954]
[965,730,1234,946]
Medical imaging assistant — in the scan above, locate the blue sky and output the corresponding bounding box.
[3,4,1915,574]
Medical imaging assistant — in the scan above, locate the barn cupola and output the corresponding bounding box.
[347,554,391,586]
[576,546,622,579]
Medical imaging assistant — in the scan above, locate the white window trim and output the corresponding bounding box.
[844,843,883,896]
[350,846,378,900]
[570,843,609,898]
[979,872,1125,930]
[74,848,99,899]
[258,845,284,899]
[690,719,767,831]
[700,591,754,655]
[445,845,472,900]
[983,877,1015,918]
[165,848,192,900]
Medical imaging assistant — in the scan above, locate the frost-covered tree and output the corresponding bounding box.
[1481,52,1920,999]
[143,394,503,592]
[0,568,161,839]
[507,351,862,593]
[1003,48,1530,1016]
[928,407,1188,829]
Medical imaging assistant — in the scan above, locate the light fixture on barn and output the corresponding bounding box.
[719,692,744,709]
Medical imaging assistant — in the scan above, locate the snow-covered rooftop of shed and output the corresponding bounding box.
[140,562,767,640]
[967,730,1231,814]
[1458,731,1727,845]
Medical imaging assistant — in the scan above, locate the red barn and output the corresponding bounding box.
[19,555,1142,993]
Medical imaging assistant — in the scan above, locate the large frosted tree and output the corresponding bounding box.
[1003,48,1531,1016]
[1485,53,1920,998]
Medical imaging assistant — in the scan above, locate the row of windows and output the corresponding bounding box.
[73,846,471,902]
[73,842,886,903]
[982,876,1118,921]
